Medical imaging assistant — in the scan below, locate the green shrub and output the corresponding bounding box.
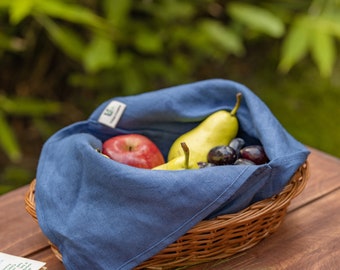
[0,0,340,194]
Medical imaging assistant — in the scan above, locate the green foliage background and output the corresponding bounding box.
[1,0,340,194]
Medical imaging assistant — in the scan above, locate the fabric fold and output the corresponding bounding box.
[35,79,309,269]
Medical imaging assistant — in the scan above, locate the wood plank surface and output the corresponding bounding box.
[29,249,65,270]
[0,185,65,269]
[1,186,49,256]
[189,188,340,270]
[288,147,340,212]
[0,147,339,270]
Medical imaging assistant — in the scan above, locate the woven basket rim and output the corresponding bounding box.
[25,162,309,269]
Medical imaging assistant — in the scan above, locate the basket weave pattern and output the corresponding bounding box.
[25,162,309,269]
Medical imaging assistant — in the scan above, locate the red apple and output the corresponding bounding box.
[102,134,165,169]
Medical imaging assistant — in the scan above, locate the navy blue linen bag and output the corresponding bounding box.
[35,79,309,269]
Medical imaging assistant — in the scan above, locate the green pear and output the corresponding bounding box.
[153,142,193,170]
[165,93,242,169]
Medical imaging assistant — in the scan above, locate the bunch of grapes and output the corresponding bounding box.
[198,138,269,168]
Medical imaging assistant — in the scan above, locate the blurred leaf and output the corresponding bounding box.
[198,19,244,56]
[35,0,107,30]
[0,1,11,8]
[0,94,60,116]
[134,30,163,54]
[172,53,192,79]
[0,166,33,194]
[32,118,58,138]
[154,0,195,21]
[40,16,85,60]
[279,16,311,73]
[0,33,10,49]
[2,166,32,184]
[0,111,21,162]
[103,0,132,26]
[122,68,144,95]
[310,25,336,77]
[315,14,340,40]
[9,0,35,24]
[227,2,285,38]
[0,186,16,195]
[0,33,24,51]
[83,35,116,73]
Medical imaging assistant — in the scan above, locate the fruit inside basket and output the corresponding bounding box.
[26,162,309,269]
[27,79,310,269]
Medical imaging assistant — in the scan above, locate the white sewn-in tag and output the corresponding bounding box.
[98,100,126,128]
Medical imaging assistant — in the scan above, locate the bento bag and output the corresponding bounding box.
[35,79,309,269]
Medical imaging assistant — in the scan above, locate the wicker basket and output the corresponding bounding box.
[25,162,309,269]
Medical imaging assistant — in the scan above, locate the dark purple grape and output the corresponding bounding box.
[240,145,269,165]
[207,146,237,165]
[197,161,216,169]
[228,138,245,157]
[234,158,256,165]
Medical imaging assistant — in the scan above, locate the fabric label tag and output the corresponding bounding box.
[98,100,126,128]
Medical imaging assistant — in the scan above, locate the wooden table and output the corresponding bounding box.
[1,147,339,269]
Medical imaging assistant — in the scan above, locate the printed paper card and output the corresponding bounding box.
[0,252,46,270]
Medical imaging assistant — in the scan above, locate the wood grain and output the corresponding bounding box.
[188,188,340,270]
[0,148,339,270]
[0,186,65,269]
[1,187,48,254]
[288,147,340,212]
